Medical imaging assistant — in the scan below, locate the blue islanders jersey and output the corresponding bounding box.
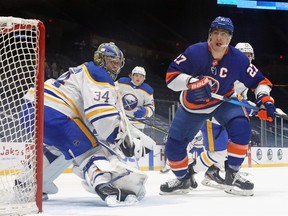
[166,42,272,113]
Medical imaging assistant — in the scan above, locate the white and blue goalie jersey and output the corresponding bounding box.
[24,61,120,143]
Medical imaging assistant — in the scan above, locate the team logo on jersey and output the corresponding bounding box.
[73,140,80,146]
[277,149,283,160]
[122,93,138,111]
[206,76,219,93]
[267,148,273,160]
[256,148,262,160]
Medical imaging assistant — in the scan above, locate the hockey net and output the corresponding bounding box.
[0,17,45,215]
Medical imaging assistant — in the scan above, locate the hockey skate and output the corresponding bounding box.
[159,177,191,195]
[42,193,49,201]
[189,165,198,190]
[95,183,139,206]
[42,182,59,201]
[224,167,254,196]
[201,165,225,190]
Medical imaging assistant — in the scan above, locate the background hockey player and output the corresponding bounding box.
[160,16,276,196]
[116,66,155,130]
[21,42,156,206]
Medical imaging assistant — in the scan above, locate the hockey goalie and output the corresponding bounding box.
[19,42,156,206]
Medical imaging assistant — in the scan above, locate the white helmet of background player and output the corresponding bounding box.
[235,42,255,62]
[93,42,125,81]
[131,66,146,86]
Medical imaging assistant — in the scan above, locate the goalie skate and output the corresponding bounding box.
[95,183,139,206]
[201,165,225,190]
[42,193,49,201]
[105,194,139,207]
[224,167,254,196]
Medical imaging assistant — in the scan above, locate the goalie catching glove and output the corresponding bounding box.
[115,120,155,158]
[186,75,212,104]
[255,93,276,122]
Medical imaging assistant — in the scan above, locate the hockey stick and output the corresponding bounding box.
[115,85,134,148]
[211,93,288,121]
[115,85,140,168]
[211,93,259,111]
[251,157,260,165]
[127,115,168,134]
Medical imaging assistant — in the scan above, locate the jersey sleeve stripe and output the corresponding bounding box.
[166,71,181,85]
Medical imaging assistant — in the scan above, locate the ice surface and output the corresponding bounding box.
[27,167,288,216]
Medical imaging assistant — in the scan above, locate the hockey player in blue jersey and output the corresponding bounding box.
[21,42,155,206]
[116,66,155,130]
[192,42,257,190]
[160,16,276,196]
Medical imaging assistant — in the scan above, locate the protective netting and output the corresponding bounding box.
[0,17,43,215]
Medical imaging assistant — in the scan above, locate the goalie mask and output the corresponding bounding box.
[235,42,255,62]
[94,42,125,81]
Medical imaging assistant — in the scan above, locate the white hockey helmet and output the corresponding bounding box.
[235,42,255,60]
[132,66,146,77]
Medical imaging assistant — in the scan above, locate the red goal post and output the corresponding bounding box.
[0,16,45,215]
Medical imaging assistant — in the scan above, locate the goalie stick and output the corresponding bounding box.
[115,84,140,168]
[115,85,134,148]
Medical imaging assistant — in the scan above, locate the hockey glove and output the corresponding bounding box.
[117,136,147,158]
[133,106,146,119]
[114,120,134,157]
[117,135,135,157]
[255,94,276,122]
[187,76,212,104]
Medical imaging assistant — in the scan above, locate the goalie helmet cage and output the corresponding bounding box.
[0,17,45,215]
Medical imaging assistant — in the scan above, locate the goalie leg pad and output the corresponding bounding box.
[109,158,148,201]
[73,146,146,205]
[43,145,72,194]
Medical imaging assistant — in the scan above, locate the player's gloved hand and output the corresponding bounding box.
[255,94,276,122]
[186,75,211,104]
[133,106,146,118]
[242,100,258,116]
[115,120,147,158]
[114,120,134,157]
[116,135,146,158]
[116,134,134,157]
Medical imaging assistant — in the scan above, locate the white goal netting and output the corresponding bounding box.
[0,16,45,215]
